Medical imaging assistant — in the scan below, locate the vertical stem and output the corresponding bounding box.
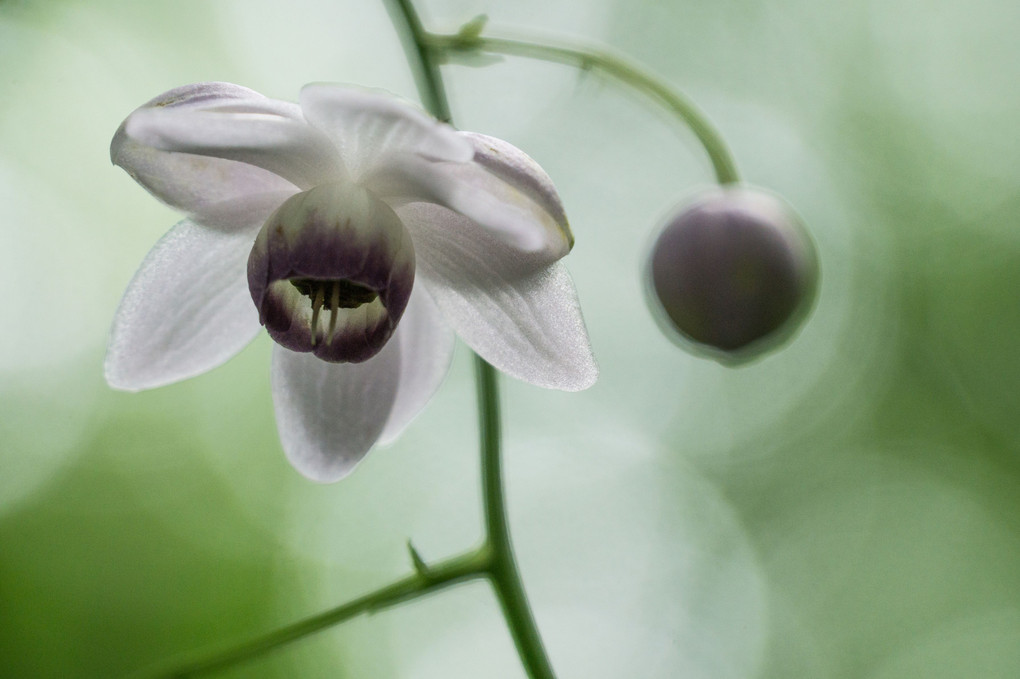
[384,0,453,122]
[476,357,558,679]
[385,2,559,677]
[476,357,505,546]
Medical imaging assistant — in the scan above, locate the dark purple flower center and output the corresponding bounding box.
[246,183,415,363]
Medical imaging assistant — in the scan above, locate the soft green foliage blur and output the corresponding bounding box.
[2,0,1019,677]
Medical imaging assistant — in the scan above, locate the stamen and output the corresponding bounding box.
[327,281,340,344]
[310,284,325,347]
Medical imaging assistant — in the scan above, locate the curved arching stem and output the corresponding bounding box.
[425,29,741,185]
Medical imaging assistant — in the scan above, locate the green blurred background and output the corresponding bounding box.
[2,0,1019,676]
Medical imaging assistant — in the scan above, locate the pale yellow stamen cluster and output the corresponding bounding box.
[291,278,379,346]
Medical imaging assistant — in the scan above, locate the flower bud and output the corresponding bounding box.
[647,187,818,363]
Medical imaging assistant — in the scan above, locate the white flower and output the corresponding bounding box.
[106,82,597,482]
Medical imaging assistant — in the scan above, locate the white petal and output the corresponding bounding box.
[271,342,402,482]
[399,203,597,391]
[123,97,344,190]
[130,82,269,108]
[460,132,570,237]
[299,83,473,180]
[105,219,262,391]
[379,285,456,445]
[112,83,307,223]
[367,135,572,261]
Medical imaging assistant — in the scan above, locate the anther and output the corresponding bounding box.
[327,281,340,344]
[310,284,325,347]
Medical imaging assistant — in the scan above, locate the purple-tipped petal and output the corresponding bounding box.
[125,108,343,190]
[366,133,572,261]
[461,132,570,243]
[116,83,346,199]
[112,83,308,227]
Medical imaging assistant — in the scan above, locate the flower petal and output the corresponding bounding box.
[271,341,402,482]
[379,284,456,445]
[120,85,344,191]
[367,133,572,261]
[461,132,571,243]
[399,203,597,391]
[105,218,263,391]
[112,84,308,225]
[298,83,473,179]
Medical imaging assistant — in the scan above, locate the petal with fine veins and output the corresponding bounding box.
[299,84,473,179]
[113,135,301,229]
[105,219,263,391]
[272,342,401,483]
[367,135,572,261]
[400,203,597,392]
[460,132,571,245]
[379,284,456,445]
[112,83,307,222]
[124,106,345,190]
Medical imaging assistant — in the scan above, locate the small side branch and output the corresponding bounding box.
[141,547,490,678]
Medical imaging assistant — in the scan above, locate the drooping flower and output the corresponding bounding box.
[107,82,597,482]
[646,187,817,364]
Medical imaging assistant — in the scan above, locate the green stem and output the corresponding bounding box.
[140,549,489,678]
[426,31,741,185]
[384,0,452,122]
[476,357,558,679]
[387,2,559,677]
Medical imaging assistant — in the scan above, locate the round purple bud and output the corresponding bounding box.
[647,187,818,363]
